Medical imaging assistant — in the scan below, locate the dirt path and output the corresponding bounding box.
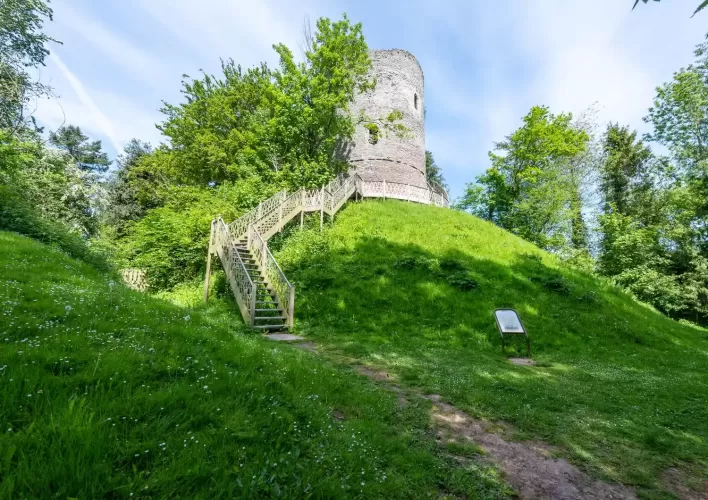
[425,393,635,500]
[286,338,637,499]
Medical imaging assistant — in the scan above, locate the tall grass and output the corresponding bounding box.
[0,231,511,498]
[277,199,708,497]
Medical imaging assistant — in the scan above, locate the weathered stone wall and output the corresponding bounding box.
[348,49,427,189]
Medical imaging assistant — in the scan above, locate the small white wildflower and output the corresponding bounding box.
[64,305,71,314]
[184,315,190,321]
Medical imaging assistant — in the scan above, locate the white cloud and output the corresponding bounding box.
[46,52,123,152]
[52,3,175,91]
[415,0,706,197]
[29,0,708,198]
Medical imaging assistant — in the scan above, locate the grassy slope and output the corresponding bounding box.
[277,200,708,497]
[0,231,513,499]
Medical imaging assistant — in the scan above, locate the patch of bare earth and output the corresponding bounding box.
[353,365,408,407]
[351,362,636,499]
[662,467,708,500]
[290,346,637,499]
[424,394,636,500]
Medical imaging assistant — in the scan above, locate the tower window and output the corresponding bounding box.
[414,93,418,110]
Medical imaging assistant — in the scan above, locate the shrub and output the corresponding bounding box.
[116,183,263,291]
[0,185,110,271]
[439,257,466,272]
[538,275,572,295]
[447,271,478,291]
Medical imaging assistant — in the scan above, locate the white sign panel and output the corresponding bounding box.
[495,310,524,334]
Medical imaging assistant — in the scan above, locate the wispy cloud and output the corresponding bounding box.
[53,3,176,91]
[33,0,708,197]
[47,52,123,152]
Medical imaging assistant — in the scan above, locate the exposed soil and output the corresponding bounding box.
[662,468,708,500]
[424,394,636,500]
[284,342,639,499]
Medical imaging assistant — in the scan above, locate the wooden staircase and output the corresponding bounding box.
[204,173,449,332]
[233,239,287,330]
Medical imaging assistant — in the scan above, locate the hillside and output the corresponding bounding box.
[276,200,708,497]
[0,231,512,498]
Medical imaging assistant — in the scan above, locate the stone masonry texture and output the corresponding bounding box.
[348,49,427,189]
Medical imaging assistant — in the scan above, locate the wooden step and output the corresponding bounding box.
[255,308,283,312]
[254,316,287,321]
[253,324,286,330]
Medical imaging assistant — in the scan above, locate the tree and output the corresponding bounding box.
[425,151,447,188]
[0,0,58,132]
[103,139,152,235]
[632,0,708,17]
[458,106,588,251]
[156,15,374,192]
[49,125,111,173]
[269,14,373,188]
[600,124,653,216]
[563,106,602,253]
[1,129,104,237]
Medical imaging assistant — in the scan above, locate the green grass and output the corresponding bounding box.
[0,231,514,498]
[275,200,708,498]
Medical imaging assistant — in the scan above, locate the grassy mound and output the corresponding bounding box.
[0,231,512,498]
[277,200,708,496]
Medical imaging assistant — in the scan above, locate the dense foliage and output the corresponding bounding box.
[457,106,589,251]
[458,36,708,324]
[0,0,56,133]
[100,15,390,288]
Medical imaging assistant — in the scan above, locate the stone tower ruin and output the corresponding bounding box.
[348,49,427,189]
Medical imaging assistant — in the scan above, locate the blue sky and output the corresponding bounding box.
[34,0,706,199]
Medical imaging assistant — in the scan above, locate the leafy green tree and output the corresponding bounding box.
[103,139,152,235]
[157,61,274,187]
[1,129,103,237]
[632,0,708,17]
[644,70,708,172]
[49,125,111,173]
[425,150,446,188]
[600,124,653,216]
[265,14,373,188]
[458,106,588,250]
[0,0,57,132]
[157,15,373,191]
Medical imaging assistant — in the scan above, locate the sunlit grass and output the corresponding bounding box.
[275,199,708,497]
[0,231,513,499]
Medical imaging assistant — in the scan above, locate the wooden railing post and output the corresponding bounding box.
[203,220,215,303]
[279,190,285,233]
[320,186,324,230]
[249,288,256,328]
[288,285,295,329]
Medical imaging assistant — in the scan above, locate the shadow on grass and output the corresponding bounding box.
[278,231,708,492]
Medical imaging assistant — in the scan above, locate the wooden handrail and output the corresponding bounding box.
[209,171,450,330]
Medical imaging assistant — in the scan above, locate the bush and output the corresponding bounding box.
[537,275,572,295]
[116,183,263,291]
[0,185,110,271]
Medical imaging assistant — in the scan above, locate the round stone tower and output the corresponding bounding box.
[348,49,427,189]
